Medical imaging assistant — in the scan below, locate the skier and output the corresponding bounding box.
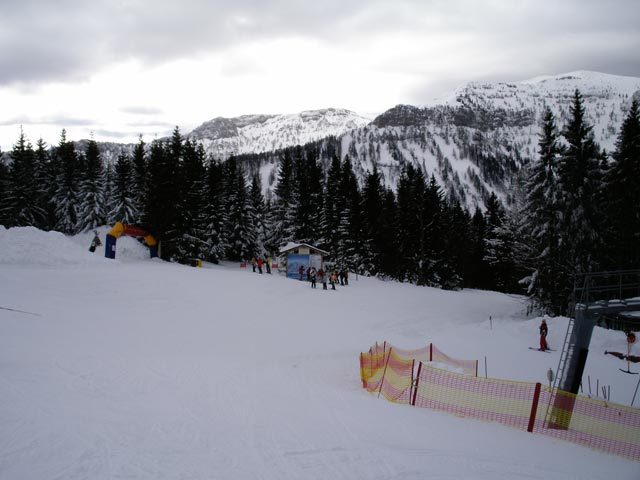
[251,257,257,273]
[298,265,304,281]
[539,319,549,351]
[310,267,317,288]
[89,230,102,252]
[257,257,263,274]
[266,256,271,274]
[317,268,327,290]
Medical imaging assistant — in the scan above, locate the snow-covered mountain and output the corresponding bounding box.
[82,71,640,212]
[187,108,371,160]
[334,71,640,210]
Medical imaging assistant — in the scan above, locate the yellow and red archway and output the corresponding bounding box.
[105,222,158,259]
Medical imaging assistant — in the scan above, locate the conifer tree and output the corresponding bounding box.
[249,173,269,255]
[76,138,107,232]
[142,139,179,259]
[606,99,640,269]
[52,129,81,234]
[273,150,295,245]
[203,159,226,263]
[556,90,604,280]
[522,108,564,312]
[335,155,362,273]
[360,166,385,275]
[109,152,138,224]
[395,164,426,282]
[440,200,469,290]
[483,192,516,292]
[224,158,255,261]
[378,188,399,277]
[174,139,208,263]
[34,139,56,230]
[131,135,147,223]
[320,154,342,254]
[466,207,488,288]
[6,129,44,227]
[0,147,10,226]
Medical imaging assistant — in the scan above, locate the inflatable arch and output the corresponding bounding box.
[105,222,158,259]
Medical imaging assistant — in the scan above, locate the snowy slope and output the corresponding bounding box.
[188,108,371,160]
[0,225,638,479]
[339,71,640,210]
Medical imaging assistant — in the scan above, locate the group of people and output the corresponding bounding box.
[250,256,272,274]
[298,265,348,290]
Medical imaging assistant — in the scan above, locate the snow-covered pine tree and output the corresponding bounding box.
[395,164,426,282]
[0,147,9,226]
[76,138,107,232]
[142,137,181,260]
[109,152,138,225]
[556,90,604,280]
[335,155,362,274]
[5,129,45,227]
[273,150,295,246]
[223,158,256,261]
[319,154,342,254]
[483,191,519,292]
[606,99,640,269]
[131,136,147,224]
[360,166,385,275]
[522,107,565,313]
[52,129,81,234]
[174,139,208,263]
[249,173,269,256]
[203,159,226,263]
[291,146,323,245]
[34,139,57,230]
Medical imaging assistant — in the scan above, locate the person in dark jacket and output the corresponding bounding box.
[539,319,549,351]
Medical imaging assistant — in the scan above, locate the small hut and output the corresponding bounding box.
[278,242,330,279]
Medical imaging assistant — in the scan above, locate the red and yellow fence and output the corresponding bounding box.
[359,341,477,404]
[360,343,640,462]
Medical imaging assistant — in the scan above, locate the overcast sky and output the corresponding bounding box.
[1,0,639,150]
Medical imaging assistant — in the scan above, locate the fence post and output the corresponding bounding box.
[527,382,542,432]
[359,352,365,388]
[412,362,423,406]
[378,348,392,399]
[429,343,433,362]
[475,359,478,377]
[409,359,415,404]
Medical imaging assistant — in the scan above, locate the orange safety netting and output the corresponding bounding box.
[534,387,640,461]
[360,342,478,405]
[412,364,539,431]
[360,344,414,404]
[411,363,640,461]
[431,344,478,376]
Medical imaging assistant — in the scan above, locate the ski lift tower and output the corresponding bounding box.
[546,270,640,427]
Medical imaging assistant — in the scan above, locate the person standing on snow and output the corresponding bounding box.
[310,267,317,288]
[539,319,549,351]
[317,268,327,290]
[89,230,102,252]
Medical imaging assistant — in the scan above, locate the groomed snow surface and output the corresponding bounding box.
[1,226,638,479]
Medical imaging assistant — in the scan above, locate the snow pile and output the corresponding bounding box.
[0,226,107,266]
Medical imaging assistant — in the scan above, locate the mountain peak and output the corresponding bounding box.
[187,108,370,159]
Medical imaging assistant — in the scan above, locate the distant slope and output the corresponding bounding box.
[338,71,640,210]
[187,108,371,160]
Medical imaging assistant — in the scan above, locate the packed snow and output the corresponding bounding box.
[0,225,638,479]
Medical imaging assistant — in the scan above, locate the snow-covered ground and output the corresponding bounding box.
[0,226,638,479]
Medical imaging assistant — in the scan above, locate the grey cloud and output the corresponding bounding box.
[1,0,639,88]
[120,106,165,116]
[0,114,94,127]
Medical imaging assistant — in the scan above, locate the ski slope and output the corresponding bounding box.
[0,226,638,479]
